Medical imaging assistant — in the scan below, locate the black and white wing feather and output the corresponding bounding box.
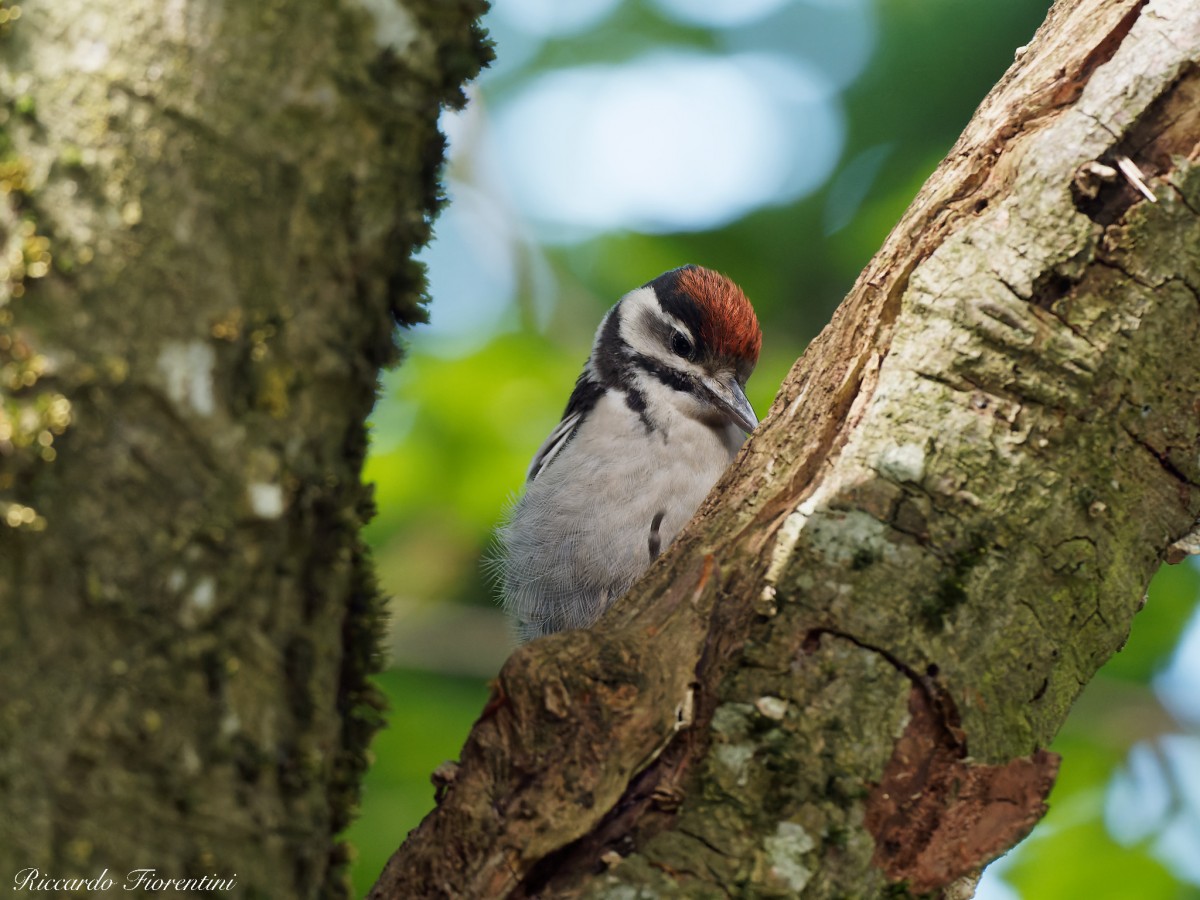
[526,373,604,482]
[526,412,581,482]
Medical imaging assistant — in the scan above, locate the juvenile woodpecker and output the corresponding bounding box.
[496,265,761,642]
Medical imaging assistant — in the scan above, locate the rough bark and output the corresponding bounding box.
[373,0,1200,897]
[0,2,488,897]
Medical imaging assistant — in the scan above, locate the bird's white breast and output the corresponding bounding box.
[499,390,744,640]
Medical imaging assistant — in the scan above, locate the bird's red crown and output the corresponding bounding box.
[679,266,762,364]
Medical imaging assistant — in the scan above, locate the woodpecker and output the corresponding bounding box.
[496,265,761,642]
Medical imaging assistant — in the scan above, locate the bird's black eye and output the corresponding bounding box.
[670,331,694,359]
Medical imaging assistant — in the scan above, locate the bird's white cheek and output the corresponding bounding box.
[654,382,725,431]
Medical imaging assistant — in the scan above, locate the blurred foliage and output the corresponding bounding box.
[346,0,1200,896]
[344,669,490,894]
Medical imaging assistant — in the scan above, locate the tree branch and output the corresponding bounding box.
[372,0,1200,895]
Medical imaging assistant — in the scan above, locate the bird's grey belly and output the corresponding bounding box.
[500,448,728,640]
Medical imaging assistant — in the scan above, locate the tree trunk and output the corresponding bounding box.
[0,2,487,896]
[372,0,1200,897]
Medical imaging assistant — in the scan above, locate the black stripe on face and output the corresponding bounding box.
[633,354,695,398]
[648,510,665,561]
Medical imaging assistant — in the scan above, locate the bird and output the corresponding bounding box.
[495,265,761,642]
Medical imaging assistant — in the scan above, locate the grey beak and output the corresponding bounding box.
[701,373,758,434]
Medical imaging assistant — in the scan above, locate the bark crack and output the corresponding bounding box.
[805,628,950,724]
[1069,0,1152,99]
[1168,181,1200,218]
[1092,255,1159,288]
[1121,422,1198,488]
[914,367,1051,413]
[1018,596,1049,633]
[676,824,737,859]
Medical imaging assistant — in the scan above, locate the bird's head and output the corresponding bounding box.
[591,265,762,433]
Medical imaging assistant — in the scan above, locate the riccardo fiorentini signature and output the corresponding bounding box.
[14,868,237,892]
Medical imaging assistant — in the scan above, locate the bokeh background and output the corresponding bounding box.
[345,0,1200,896]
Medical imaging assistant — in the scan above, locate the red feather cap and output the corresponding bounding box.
[679,266,762,364]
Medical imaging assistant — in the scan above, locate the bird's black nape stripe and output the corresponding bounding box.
[563,371,604,421]
[592,299,656,433]
[592,303,627,386]
[648,510,665,561]
[645,265,707,355]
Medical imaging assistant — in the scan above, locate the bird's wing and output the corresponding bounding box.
[527,412,582,482]
[527,371,605,483]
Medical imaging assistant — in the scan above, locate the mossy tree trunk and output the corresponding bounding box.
[0,2,487,897]
[372,0,1200,897]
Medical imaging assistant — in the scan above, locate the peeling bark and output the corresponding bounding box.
[0,2,488,897]
[372,0,1200,897]
[864,686,1059,893]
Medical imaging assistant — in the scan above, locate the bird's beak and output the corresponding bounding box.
[700,373,758,433]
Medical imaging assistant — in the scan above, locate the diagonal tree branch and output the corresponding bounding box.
[372,0,1200,896]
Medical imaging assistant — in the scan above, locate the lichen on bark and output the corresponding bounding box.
[0,79,65,533]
